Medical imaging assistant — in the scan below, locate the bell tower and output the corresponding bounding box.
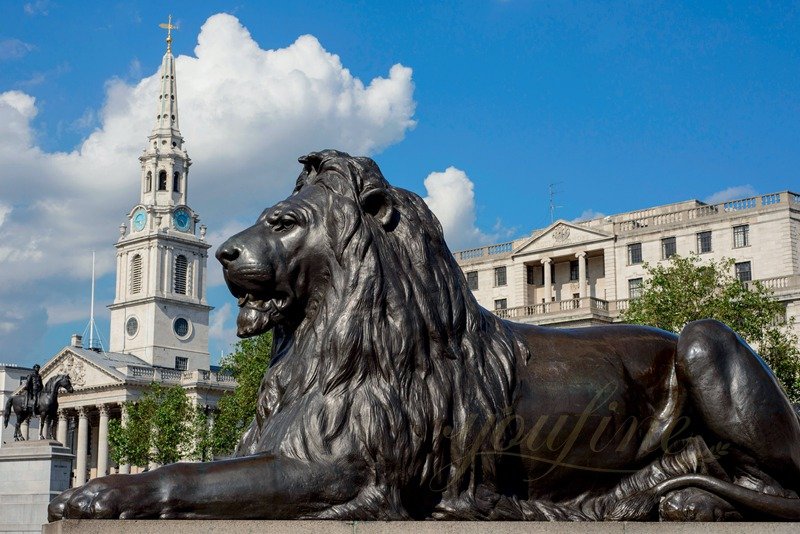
[108,17,212,371]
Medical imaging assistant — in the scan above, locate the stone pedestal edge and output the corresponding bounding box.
[41,520,800,534]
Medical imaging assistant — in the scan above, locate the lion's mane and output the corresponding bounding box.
[238,150,528,519]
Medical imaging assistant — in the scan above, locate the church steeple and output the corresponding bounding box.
[152,15,181,142]
[109,16,211,372]
[138,15,190,208]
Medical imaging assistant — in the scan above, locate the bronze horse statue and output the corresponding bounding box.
[4,374,73,441]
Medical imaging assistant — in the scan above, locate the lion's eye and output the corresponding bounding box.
[273,218,296,232]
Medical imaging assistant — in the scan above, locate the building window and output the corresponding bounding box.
[494,266,507,287]
[158,170,168,191]
[466,271,479,291]
[627,243,642,265]
[733,224,749,248]
[173,171,181,193]
[145,171,152,192]
[628,278,643,299]
[129,254,142,294]
[697,231,712,254]
[125,317,139,337]
[174,318,189,338]
[175,357,188,371]
[494,298,507,310]
[527,265,541,285]
[569,260,579,281]
[735,261,752,282]
[661,237,677,259]
[174,254,188,294]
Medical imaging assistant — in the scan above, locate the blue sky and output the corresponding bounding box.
[1,1,799,367]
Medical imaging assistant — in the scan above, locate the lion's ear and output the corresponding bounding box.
[361,188,399,231]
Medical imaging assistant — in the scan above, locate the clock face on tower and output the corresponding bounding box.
[173,208,191,232]
[132,208,147,232]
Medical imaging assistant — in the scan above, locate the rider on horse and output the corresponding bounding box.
[22,364,43,415]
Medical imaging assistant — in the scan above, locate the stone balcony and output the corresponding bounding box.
[492,275,800,326]
[493,296,629,326]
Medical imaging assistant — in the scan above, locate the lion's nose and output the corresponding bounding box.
[216,240,241,267]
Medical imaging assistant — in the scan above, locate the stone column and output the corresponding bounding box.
[118,404,130,474]
[97,404,110,478]
[576,251,587,299]
[0,412,4,448]
[56,409,68,445]
[75,407,88,486]
[541,257,552,306]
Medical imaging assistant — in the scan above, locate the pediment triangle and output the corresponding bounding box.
[514,219,613,255]
[38,347,127,391]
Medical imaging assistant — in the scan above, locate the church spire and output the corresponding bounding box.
[153,15,181,138]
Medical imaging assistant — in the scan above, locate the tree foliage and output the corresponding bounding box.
[108,382,197,467]
[211,332,272,456]
[622,254,800,402]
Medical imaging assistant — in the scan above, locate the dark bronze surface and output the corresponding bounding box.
[4,373,73,441]
[48,151,800,521]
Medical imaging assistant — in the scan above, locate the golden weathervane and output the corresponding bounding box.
[159,15,177,52]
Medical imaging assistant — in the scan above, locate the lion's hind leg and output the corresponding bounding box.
[676,319,800,491]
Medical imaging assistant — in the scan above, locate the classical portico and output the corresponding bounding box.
[33,342,235,485]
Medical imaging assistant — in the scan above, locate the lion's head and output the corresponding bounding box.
[217,150,526,517]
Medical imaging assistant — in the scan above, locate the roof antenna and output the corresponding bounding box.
[548,182,563,224]
[82,251,106,352]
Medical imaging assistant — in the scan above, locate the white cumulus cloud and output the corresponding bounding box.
[704,185,756,204]
[0,13,416,362]
[422,167,509,251]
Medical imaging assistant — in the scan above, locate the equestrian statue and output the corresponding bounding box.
[4,372,74,442]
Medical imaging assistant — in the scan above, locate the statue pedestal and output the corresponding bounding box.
[40,521,800,534]
[0,439,73,533]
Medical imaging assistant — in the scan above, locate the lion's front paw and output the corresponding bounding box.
[49,478,127,520]
[49,474,162,520]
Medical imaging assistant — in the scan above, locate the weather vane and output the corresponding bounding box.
[159,14,178,52]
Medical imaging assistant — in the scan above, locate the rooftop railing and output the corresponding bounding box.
[456,240,515,261]
[123,366,236,385]
[453,191,798,259]
[616,191,796,233]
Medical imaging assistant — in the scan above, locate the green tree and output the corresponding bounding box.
[211,332,272,456]
[622,254,800,402]
[108,382,196,467]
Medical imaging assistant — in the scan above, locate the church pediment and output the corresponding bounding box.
[32,347,129,393]
[514,220,613,256]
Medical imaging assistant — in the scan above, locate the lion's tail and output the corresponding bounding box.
[3,397,11,428]
[651,474,800,520]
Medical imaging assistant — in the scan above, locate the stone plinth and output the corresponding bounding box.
[41,521,800,534]
[0,439,73,533]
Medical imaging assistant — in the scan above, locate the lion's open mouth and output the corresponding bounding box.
[236,293,289,337]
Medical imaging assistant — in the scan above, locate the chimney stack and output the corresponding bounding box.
[70,334,83,349]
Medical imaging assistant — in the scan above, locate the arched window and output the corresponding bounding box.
[174,255,188,295]
[158,170,167,191]
[130,254,142,294]
[145,171,152,192]
[173,171,181,193]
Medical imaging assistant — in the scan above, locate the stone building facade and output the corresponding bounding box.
[455,191,800,340]
[8,28,236,486]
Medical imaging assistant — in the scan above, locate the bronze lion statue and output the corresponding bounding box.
[50,150,800,521]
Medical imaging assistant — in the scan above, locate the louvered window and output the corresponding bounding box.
[130,254,142,294]
[174,254,188,295]
[173,172,181,193]
[158,170,167,191]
